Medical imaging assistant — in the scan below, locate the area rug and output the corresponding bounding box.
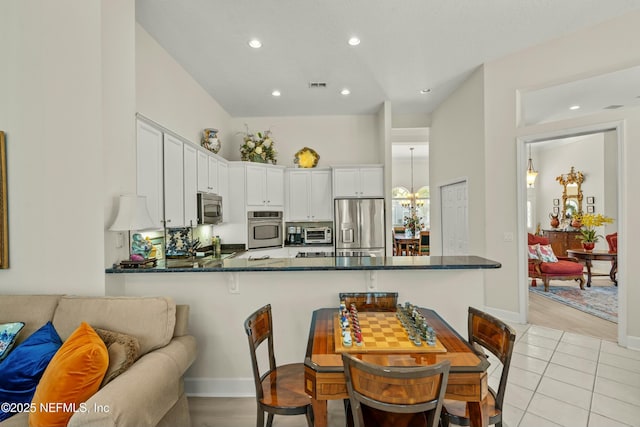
[529,285,618,323]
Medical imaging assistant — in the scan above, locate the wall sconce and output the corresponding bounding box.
[526,145,538,188]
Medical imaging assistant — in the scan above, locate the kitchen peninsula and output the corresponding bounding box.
[105,255,500,397]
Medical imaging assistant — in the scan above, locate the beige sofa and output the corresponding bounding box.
[0,295,197,427]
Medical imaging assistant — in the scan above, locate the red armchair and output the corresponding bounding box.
[528,233,585,292]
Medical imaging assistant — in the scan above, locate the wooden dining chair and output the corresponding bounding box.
[441,307,516,427]
[244,304,313,427]
[419,231,430,256]
[339,292,398,312]
[342,353,451,427]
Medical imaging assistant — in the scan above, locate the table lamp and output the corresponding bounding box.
[109,194,157,265]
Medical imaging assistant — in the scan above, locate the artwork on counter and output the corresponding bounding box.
[587,205,595,213]
[553,198,560,206]
[0,131,7,269]
[587,196,595,204]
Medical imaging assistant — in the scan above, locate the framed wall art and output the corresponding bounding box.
[553,206,560,214]
[553,199,560,206]
[587,205,595,213]
[586,196,595,204]
[0,131,8,268]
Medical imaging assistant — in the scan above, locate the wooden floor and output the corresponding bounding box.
[528,277,617,342]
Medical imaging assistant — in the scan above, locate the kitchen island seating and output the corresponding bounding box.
[527,233,585,292]
[342,353,451,427]
[338,292,398,312]
[243,304,313,427]
[442,307,516,427]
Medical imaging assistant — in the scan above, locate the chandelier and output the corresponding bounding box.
[526,144,538,188]
[400,147,424,208]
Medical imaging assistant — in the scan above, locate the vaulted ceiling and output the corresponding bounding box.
[136,1,640,118]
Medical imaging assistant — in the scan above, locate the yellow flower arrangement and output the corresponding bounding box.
[573,213,614,243]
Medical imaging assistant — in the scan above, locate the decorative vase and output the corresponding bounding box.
[581,242,595,251]
[571,219,582,228]
[549,213,559,229]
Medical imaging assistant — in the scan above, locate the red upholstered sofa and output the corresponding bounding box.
[528,233,585,292]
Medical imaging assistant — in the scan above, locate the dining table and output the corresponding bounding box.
[304,307,491,427]
[394,232,420,256]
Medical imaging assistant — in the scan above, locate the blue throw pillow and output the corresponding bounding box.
[0,322,25,361]
[0,322,62,421]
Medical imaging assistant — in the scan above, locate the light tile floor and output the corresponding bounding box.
[189,323,640,427]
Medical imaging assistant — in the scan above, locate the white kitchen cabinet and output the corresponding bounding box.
[163,134,185,227]
[332,166,383,198]
[217,161,229,221]
[286,169,332,221]
[246,164,284,209]
[197,150,218,194]
[136,119,164,229]
[183,144,198,227]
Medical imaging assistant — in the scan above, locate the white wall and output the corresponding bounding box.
[481,11,640,343]
[392,156,429,191]
[534,134,612,252]
[229,115,380,166]
[103,0,137,269]
[430,66,486,257]
[136,25,234,160]
[0,0,109,295]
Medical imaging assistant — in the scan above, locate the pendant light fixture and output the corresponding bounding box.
[526,144,538,188]
[400,147,424,208]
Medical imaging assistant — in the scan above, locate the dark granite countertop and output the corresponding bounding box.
[105,255,501,274]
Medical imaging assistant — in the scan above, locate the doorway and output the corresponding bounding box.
[519,124,624,344]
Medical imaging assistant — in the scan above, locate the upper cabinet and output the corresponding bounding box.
[246,164,284,209]
[286,169,332,221]
[197,150,219,194]
[136,120,164,229]
[183,144,198,226]
[162,134,185,227]
[332,166,383,198]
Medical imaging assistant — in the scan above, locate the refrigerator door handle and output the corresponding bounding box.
[342,228,354,243]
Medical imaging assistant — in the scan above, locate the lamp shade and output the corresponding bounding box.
[109,195,157,231]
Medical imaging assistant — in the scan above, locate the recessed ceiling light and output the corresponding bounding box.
[420,88,432,94]
[569,105,581,110]
[248,39,262,49]
[271,90,281,97]
[348,37,360,46]
[340,88,351,96]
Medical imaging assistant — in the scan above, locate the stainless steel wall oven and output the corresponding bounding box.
[247,211,283,249]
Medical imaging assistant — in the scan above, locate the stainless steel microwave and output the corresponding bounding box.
[247,211,283,249]
[197,193,222,225]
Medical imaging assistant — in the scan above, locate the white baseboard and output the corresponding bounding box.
[624,334,640,351]
[482,306,525,324]
[185,377,255,397]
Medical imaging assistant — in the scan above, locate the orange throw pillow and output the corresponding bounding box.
[29,322,108,427]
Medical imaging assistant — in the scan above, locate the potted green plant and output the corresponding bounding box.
[574,213,614,251]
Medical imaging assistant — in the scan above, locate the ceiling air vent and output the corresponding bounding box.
[308,82,327,88]
[604,104,624,109]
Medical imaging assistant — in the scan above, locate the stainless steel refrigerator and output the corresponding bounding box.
[334,198,385,257]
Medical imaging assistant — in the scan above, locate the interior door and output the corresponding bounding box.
[440,180,469,256]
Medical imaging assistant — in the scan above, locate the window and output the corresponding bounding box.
[392,186,430,229]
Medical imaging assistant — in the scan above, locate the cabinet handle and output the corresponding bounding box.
[166,219,172,223]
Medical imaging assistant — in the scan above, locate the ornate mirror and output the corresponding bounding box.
[556,166,584,220]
